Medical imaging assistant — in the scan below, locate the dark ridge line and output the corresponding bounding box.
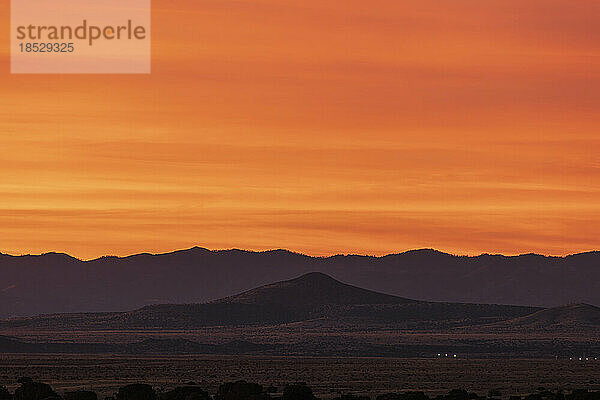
[0,247,598,263]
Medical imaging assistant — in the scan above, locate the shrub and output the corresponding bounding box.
[331,395,370,400]
[215,381,269,400]
[0,386,11,400]
[282,383,317,400]
[64,391,98,400]
[160,386,211,400]
[117,384,157,400]
[14,379,59,400]
[378,392,429,400]
[446,390,470,400]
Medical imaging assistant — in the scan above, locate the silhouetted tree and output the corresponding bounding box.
[64,391,98,400]
[14,378,59,400]
[566,390,600,400]
[377,392,429,400]
[331,395,370,400]
[282,383,317,400]
[0,386,12,400]
[446,390,470,400]
[215,381,270,400]
[160,385,211,400]
[117,384,157,400]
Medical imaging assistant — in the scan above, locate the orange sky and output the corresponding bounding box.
[1,0,599,259]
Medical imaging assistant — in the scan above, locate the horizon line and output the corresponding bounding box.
[1,246,599,262]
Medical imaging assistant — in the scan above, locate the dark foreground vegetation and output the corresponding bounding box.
[2,378,600,400]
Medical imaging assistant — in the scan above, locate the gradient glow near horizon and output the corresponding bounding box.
[0,0,599,259]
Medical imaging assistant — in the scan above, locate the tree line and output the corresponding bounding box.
[2,377,600,400]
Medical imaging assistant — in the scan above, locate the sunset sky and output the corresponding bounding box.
[1,0,599,259]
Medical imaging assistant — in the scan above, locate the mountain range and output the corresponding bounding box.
[1,272,599,357]
[0,247,599,317]
[2,272,598,334]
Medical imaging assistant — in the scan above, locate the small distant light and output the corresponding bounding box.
[453,354,457,358]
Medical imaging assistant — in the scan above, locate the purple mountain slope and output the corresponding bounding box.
[0,247,598,317]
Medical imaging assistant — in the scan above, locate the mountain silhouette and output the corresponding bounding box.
[0,248,599,317]
[0,273,540,331]
[215,272,414,307]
